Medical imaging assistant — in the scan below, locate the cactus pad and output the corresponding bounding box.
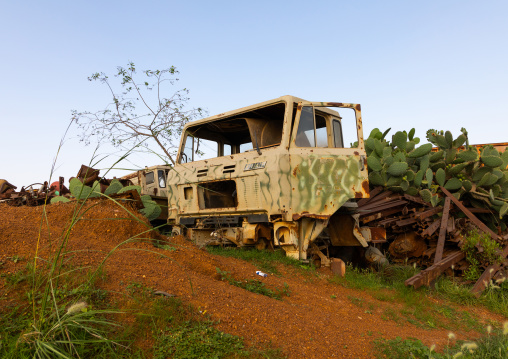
[481,155,504,168]
[367,156,382,171]
[408,143,433,158]
[387,162,409,177]
[435,168,446,187]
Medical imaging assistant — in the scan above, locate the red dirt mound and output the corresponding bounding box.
[0,201,503,358]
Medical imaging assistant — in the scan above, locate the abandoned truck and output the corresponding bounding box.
[121,165,172,220]
[161,95,386,266]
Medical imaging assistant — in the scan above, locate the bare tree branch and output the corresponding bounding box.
[72,63,205,166]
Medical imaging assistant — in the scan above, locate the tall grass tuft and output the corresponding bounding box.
[1,142,163,357]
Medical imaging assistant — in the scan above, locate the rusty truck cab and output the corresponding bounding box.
[166,95,373,263]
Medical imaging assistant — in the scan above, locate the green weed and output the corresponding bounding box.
[435,276,508,318]
[375,323,508,358]
[375,337,436,358]
[154,320,245,358]
[462,229,502,282]
[216,268,290,300]
[207,246,314,275]
[329,264,487,331]
[119,285,285,359]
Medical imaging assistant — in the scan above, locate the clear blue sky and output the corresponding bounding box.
[1,0,507,187]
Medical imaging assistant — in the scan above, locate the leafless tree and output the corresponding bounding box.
[72,62,204,165]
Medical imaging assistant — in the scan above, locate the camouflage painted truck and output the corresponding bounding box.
[166,95,386,266]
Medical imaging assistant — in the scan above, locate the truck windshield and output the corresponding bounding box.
[179,102,286,163]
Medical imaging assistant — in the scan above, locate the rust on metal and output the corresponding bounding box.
[361,180,370,196]
[389,232,427,258]
[440,186,500,240]
[434,197,451,263]
[369,227,387,242]
[357,186,383,207]
[395,217,417,227]
[422,219,441,237]
[292,212,330,221]
[471,242,508,297]
[0,179,17,199]
[414,206,443,220]
[361,207,404,224]
[466,207,493,214]
[326,102,345,107]
[76,164,100,185]
[404,194,430,206]
[405,251,466,289]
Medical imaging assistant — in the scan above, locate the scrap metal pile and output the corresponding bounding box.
[0,177,69,206]
[361,128,508,294]
[0,165,160,221]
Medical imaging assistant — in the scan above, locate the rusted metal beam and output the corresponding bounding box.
[434,197,451,264]
[405,251,466,289]
[471,243,508,297]
[0,179,17,194]
[440,186,500,240]
[466,208,493,214]
[404,194,430,207]
[110,189,144,209]
[357,186,384,207]
[421,219,441,237]
[77,164,100,186]
[357,191,394,208]
[358,200,408,213]
[395,217,417,227]
[361,207,404,223]
[414,206,443,220]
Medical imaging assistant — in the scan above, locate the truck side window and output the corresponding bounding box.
[315,115,328,147]
[182,135,193,162]
[295,106,315,147]
[145,171,155,185]
[194,138,218,161]
[295,107,329,147]
[224,144,232,156]
[333,119,344,148]
[181,134,219,162]
[240,142,253,152]
[158,170,166,188]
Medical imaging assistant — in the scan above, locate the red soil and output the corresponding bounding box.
[0,201,504,358]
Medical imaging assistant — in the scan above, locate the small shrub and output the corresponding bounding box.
[462,230,502,281]
[375,337,433,358]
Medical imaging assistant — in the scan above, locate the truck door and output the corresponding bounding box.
[144,170,157,196]
[288,102,369,220]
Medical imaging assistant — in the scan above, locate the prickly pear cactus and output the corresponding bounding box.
[69,178,99,199]
[104,179,123,196]
[366,127,508,230]
[66,179,162,222]
[50,196,70,204]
